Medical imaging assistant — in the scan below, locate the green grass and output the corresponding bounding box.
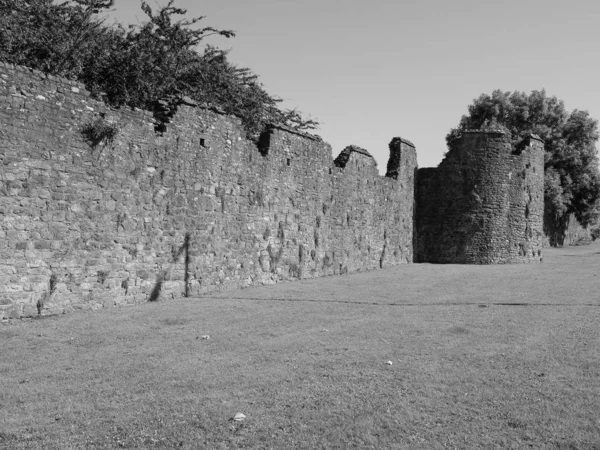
[1,243,600,449]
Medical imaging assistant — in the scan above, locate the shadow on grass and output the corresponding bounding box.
[211,297,600,307]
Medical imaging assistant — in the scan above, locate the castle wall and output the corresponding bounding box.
[415,130,545,263]
[0,63,417,318]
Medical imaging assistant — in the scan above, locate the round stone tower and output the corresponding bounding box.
[416,130,545,264]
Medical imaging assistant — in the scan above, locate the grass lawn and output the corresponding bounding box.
[1,242,599,449]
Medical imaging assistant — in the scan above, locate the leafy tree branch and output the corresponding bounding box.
[0,0,319,139]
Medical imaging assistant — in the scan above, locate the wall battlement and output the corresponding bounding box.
[0,62,416,318]
[0,63,543,319]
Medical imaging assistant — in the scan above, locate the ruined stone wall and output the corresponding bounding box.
[0,63,417,318]
[415,130,545,263]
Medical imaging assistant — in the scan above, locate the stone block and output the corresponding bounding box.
[102,297,114,308]
[22,305,37,317]
[136,270,151,280]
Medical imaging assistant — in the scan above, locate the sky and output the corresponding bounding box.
[109,0,600,172]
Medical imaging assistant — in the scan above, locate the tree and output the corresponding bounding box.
[447,89,600,246]
[0,0,318,139]
[0,0,115,77]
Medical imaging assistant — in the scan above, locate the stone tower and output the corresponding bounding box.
[416,130,545,264]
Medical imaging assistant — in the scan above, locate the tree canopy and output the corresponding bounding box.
[447,89,600,246]
[0,0,318,138]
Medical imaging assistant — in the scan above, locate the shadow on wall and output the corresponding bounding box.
[412,166,418,263]
[149,233,190,302]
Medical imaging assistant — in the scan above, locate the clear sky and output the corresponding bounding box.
[109,0,600,172]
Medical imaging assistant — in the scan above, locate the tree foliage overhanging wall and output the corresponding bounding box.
[0,0,317,139]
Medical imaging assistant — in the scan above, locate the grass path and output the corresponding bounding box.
[1,243,599,449]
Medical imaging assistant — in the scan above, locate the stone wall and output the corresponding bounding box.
[0,63,549,319]
[415,130,545,263]
[0,63,417,318]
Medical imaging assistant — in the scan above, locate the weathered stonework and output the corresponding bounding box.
[0,63,546,320]
[415,130,545,264]
[0,63,417,318]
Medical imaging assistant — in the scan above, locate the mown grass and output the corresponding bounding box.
[1,243,600,449]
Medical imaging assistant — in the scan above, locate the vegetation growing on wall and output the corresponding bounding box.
[81,114,120,147]
[447,89,600,246]
[0,0,318,139]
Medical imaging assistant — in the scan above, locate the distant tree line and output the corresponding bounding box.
[0,0,318,138]
[448,89,600,246]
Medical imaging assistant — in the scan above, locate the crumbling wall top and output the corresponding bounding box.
[460,129,507,135]
[389,137,415,148]
[333,145,375,168]
[267,123,323,141]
